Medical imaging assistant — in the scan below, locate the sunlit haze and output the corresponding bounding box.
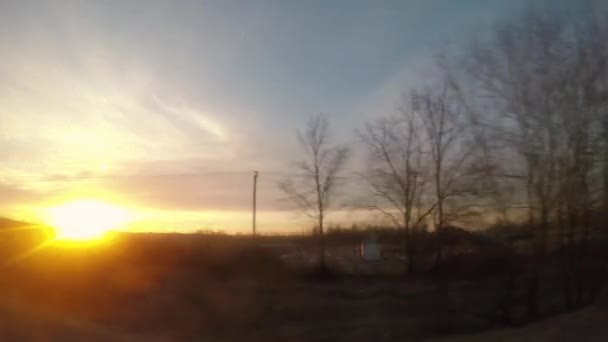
[0,0,590,233]
[48,200,130,240]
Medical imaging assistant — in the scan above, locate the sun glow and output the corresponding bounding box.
[48,200,130,241]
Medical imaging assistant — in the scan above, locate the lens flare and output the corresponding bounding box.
[49,200,130,241]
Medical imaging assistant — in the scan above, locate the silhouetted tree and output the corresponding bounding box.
[411,85,477,268]
[357,104,434,273]
[448,9,608,317]
[280,115,350,272]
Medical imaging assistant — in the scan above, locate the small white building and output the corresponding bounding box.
[360,237,381,261]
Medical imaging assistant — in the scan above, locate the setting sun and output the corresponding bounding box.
[48,200,130,241]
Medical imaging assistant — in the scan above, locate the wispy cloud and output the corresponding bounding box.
[0,0,563,231]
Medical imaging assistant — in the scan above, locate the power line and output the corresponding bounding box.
[0,170,357,183]
[0,171,253,181]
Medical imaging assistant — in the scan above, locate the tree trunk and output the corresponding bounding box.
[318,213,326,272]
[403,211,414,274]
[434,240,443,271]
[526,273,540,320]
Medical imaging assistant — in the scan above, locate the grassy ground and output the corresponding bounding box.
[0,231,604,341]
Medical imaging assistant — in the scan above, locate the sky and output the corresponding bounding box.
[0,0,595,233]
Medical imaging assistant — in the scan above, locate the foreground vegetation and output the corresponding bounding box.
[0,224,605,341]
[279,7,608,325]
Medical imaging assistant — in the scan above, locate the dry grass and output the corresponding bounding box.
[0,231,604,341]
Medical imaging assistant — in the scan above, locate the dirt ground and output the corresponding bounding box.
[432,304,608,342]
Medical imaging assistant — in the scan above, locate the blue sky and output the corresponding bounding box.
[0,0,598,232]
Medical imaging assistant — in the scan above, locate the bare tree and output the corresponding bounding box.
[448,9,608,317]
[412,85,477,268]
[357,106,433,273]
[280,115,350,272]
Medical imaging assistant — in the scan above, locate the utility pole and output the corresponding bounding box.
[252,170,258,237]
[602,113,608,211]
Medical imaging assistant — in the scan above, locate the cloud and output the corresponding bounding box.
[0,183,42,207]
[0,0,565,231]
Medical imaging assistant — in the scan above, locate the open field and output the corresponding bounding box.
[0,229,604,341]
